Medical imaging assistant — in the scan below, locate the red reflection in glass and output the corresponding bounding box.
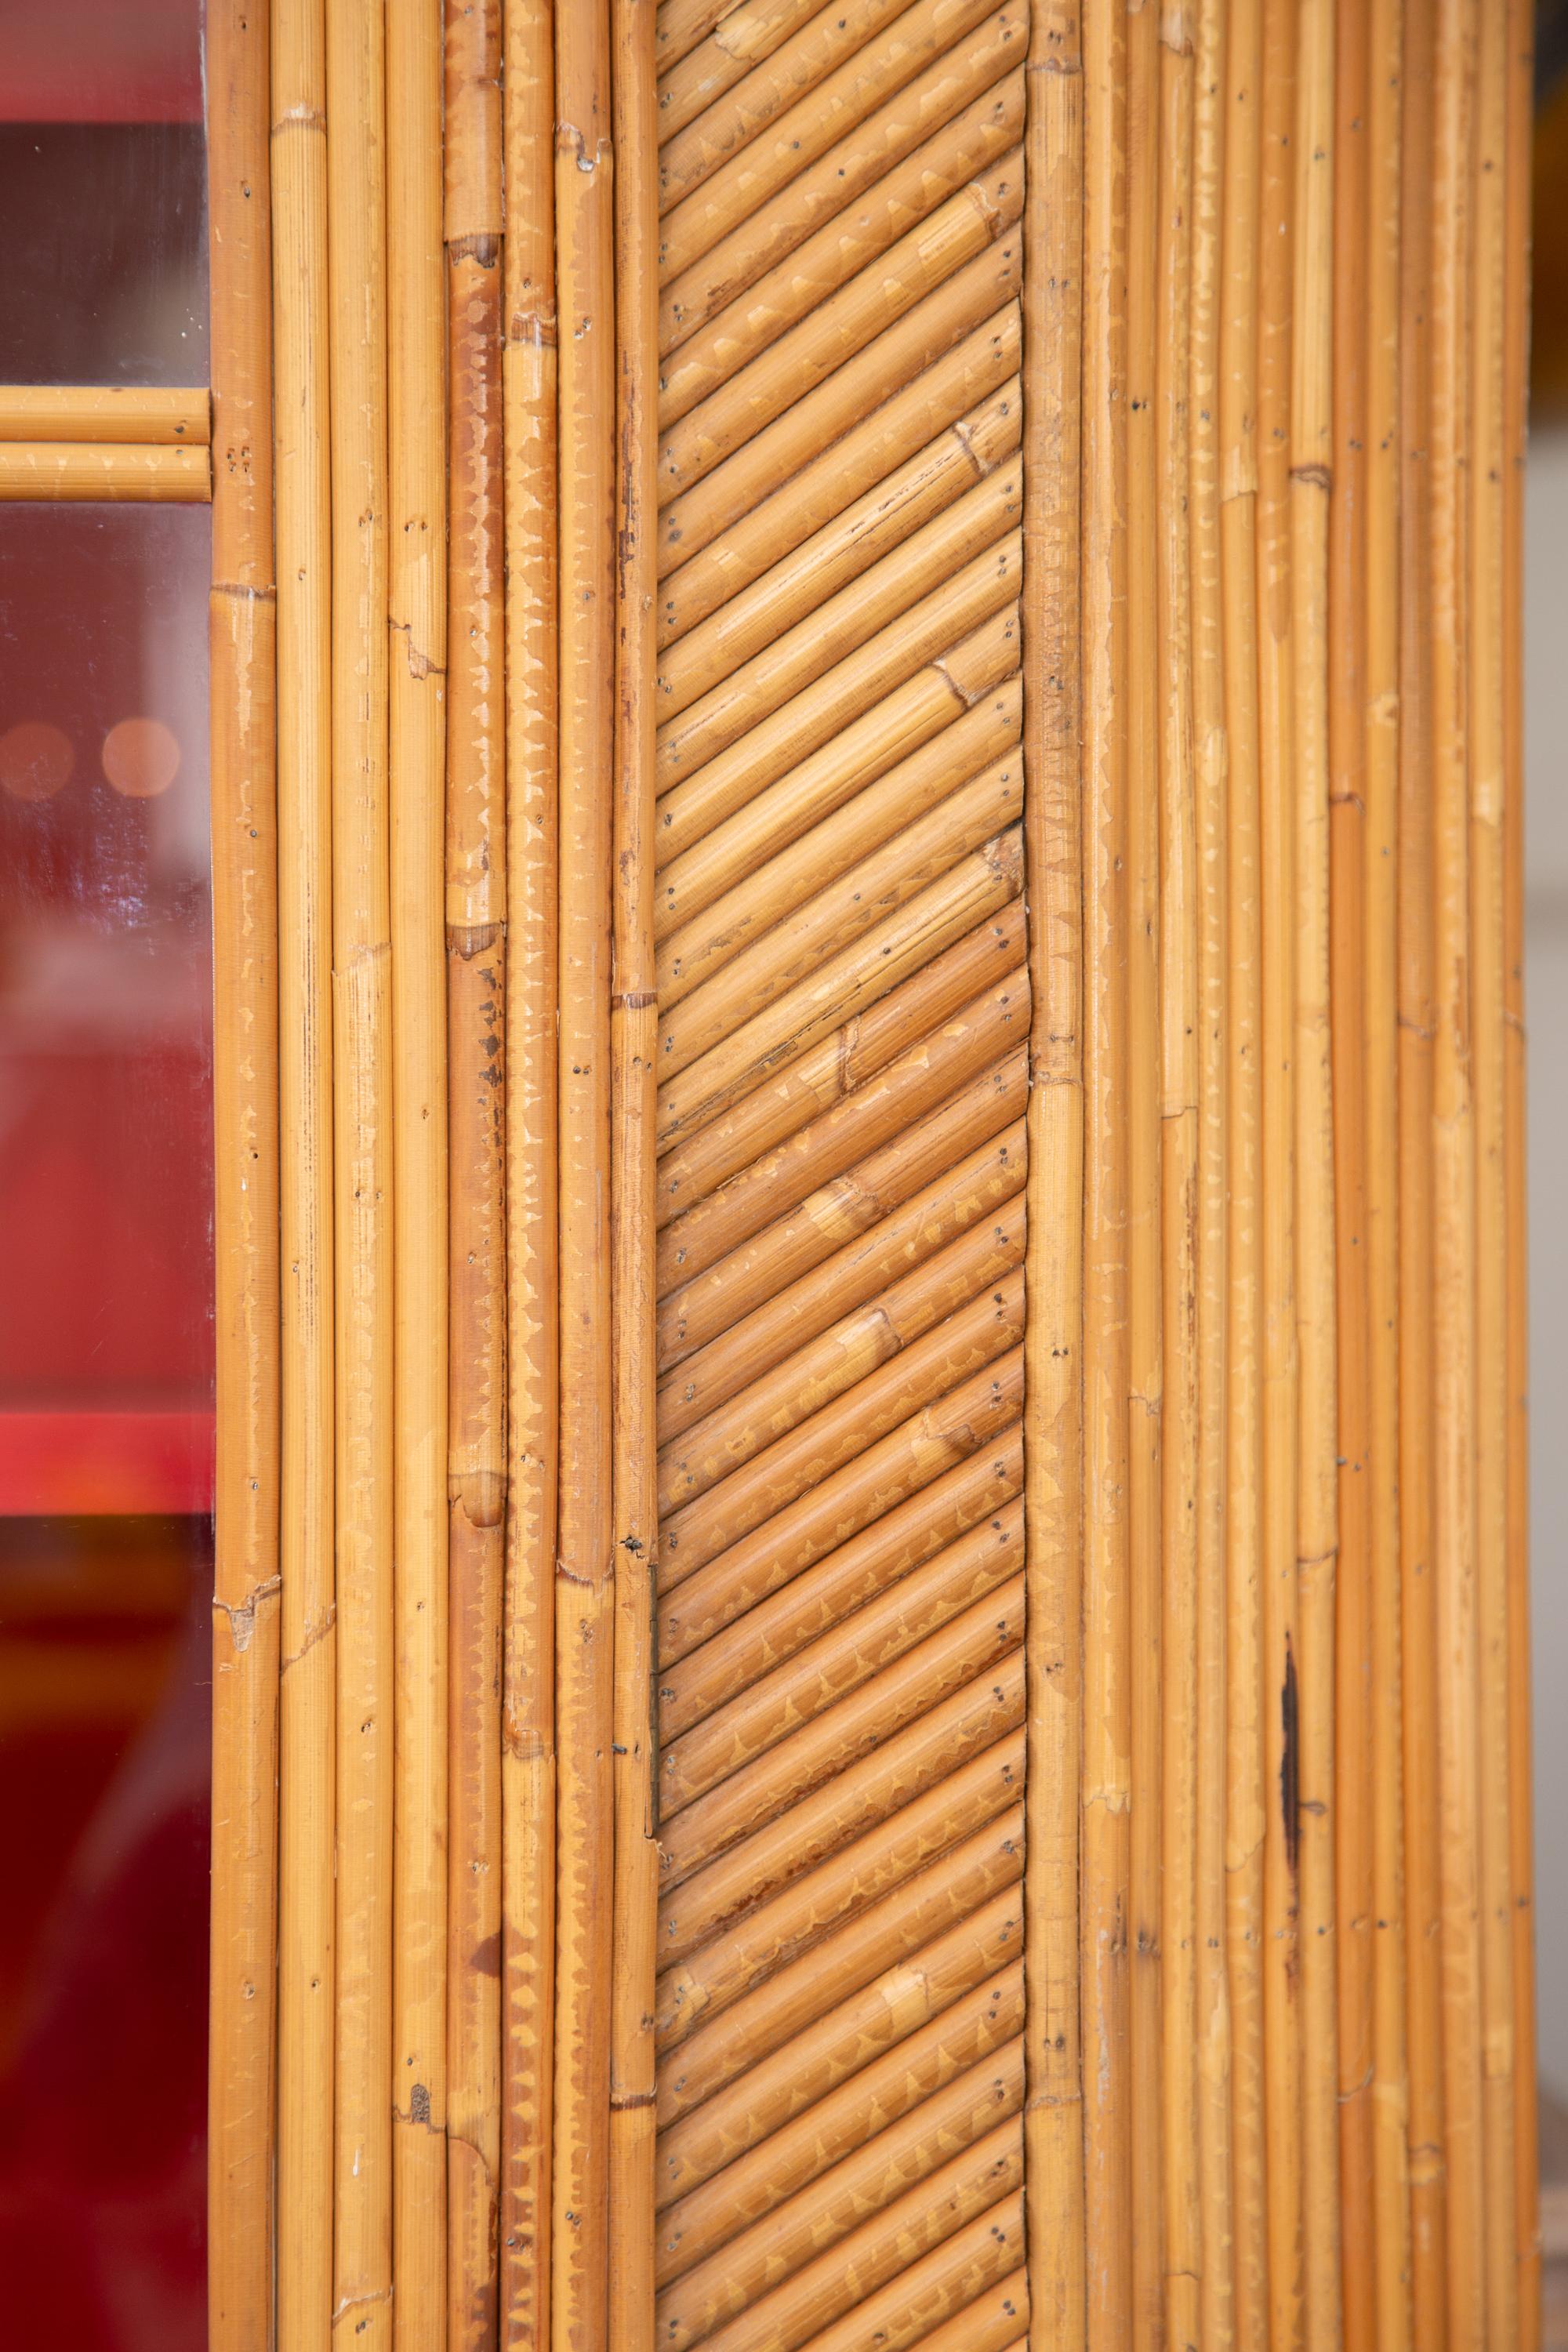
[0,503,213,2349]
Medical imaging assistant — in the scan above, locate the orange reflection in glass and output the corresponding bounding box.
[102,715,180,799]
[0,721,74,803]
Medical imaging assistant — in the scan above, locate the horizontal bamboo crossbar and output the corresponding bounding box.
[0,441,212,500]
[0,383,210,442]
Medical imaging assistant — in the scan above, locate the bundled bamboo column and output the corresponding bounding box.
[609,4,661,2345]
[271,1,336,2346]
[208,6,281,2349]
[499,0,559,2339]
[553,0,617,2338]
[388,2,451,2346]
[1022,7,1086,2350]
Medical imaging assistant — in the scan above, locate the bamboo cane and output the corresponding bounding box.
[789,2190,1026,2352]
[501,2,559,2339]
[554,0,617,2336]
[1430,7,1486,2341]
[444,1,507,2339]
[1502,3,1541,2340]
[1218,2,1267,2338]
[272,1,335,2345]
[325,0,394,2338]
[208,5,280,2347]
[1467,6,1519,2342]
[0,383,209,441]
[1188,2,1234,2340]
[609,8,661,2346]
[387,3,450,2345]
[655,0,822,143]
[1080,4,1131,2343]
[0,442,210,498]
[1397,3,1450,2332]
[1156,15,1198,2352]
[1361,2,1414,2343]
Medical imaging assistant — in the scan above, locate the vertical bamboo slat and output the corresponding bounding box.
[325,0,395,2339]
[208,6,281,2350]
[272,1,336,2344]
[1022,9,1086,2350]
[500,1,559,2340]
[609,7,660,2346]
[445,2,508,2338]
[387,9,451,2350]
[554,0,617,2338]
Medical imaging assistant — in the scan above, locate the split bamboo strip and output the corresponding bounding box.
[1468,5,1519,2342]
[207,5,280,2350]
[1188,2,1234,2342]
[610,7,662,2345]
[1257,4,1305,2341]
[387,5,450,2347]
[1218,3,1269,2340]
[499,1,559,2338]
[554,0,617,2336]
[1503,2,1541,2339]
[0,382,209,441]
[1290,5,1342,2347]
[325,0,395,2339]
[1123,9,1165,2346]
[0,441,210,498]
[1079,2,1132,2344]
[1360,2,1413,2343]
[1430,7,1486,2343]
[1155,15,1199,2352]
[271,0,336,2344]
[1396,2,1450,2332]
[445,1,508,2336]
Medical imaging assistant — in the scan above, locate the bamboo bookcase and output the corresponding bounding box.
[176,0,1550,2344]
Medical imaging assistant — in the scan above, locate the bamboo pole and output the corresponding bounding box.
[1290,6,1342,2348]
[271,0,335,2343]
[1363,0,1414,2341]
[1219,2,1268,2339]
[1123,12,1165,2345]
[1189,2,1233,2342]
[1080,3,1131,2344]
[444,5,508,2343]
[1156,15,1198,2352]
[609,5,660,2347]
[1430,8,1486,2343]
[1467,6,1519,2341]
[500,0,559,2340]
[1502,3,1541,2341]
[0,441,210,497]
[207,5,280,2348]
[325,0,394,2338]
[554,0,617,2336]
[387,1,450,2345]
[0,383,209,441]
[1396,5,1450,2335]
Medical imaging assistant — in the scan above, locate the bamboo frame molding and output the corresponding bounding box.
[198,1,1540,2347]
[0,383,212,500]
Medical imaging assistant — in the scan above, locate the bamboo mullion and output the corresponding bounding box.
[501,1,560,2341]
[1290,6,1341,2347]
[208,6,281,2349]
[1155,17,1198,2352]
[1502,2,1541,2341]
[1021,11,1086,2342]
[272,0,336,2343]
[325,0,395,2338]
[609,7,660,2346]
[1396,2,1450,2333]
[1189,1,1234,2341]
[554,0,618,2337]
[1363,0,1414,2339]
[1124,12,1166,2347]
[1467,5,1518,2341]
[1219,4,1268,2339]
[1080,5,1131,2344]
[388,0,451,2345]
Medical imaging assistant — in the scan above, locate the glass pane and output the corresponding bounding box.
[0,504,212,2350]
[0,2,206,387]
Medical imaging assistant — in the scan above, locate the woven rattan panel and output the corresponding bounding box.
[648,6,1032,2344]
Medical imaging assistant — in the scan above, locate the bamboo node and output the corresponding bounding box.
[213,1574,281,1654]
